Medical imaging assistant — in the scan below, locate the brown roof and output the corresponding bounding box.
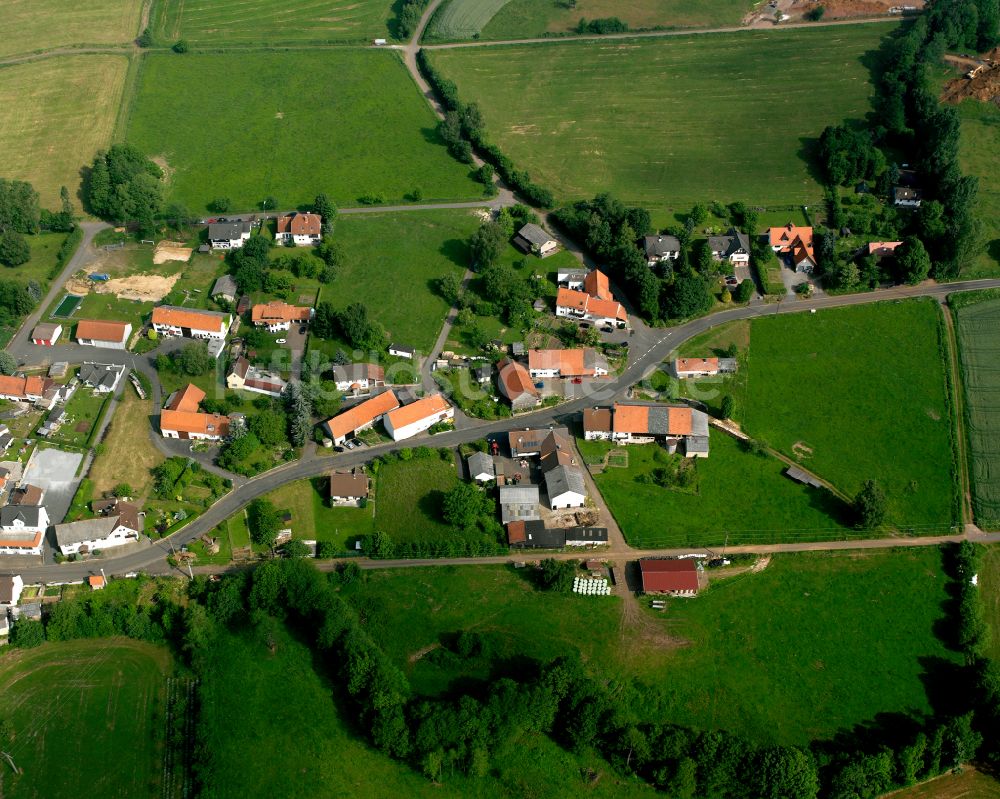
[276,212,322,236]
[92,498,119,514]
[528,348,590,377]
[251,301,312,325]
[497,358,539,401]
[152,306,228,333]
[116,502,142,532]
[160,410,230,437]
[329,473,369,499]
[507,521,526,545]
[640,559,699,592]
[324,391,399,440]
[76,319,130,343]
[583,407,612,434]
[768,224,814,253]
[583,269,612,300]
[867,241,903,257]
[9,484,43,506]
[676,357,719,374]
[0,375,52,399]
[167,383,205,413]
[386,394,451,429]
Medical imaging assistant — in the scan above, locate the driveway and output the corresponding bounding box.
[22,447,84,524]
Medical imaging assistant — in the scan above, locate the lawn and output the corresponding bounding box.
[955,99,1000,278]
[954,296,1000,529]
[46,387,111,449]
[374,452,462,543]
[0,638,169,798]
[0,232,71,346]
[593,433,853,548]
[428,24,895,210]
[743,299,957,530]
[88,392,163,502]
[126,52,480,213]
[0,0,142,57]
[264,476,374,549]
[471,0,755,40]
[980,543,1000,663]
[151,0,397,45]
[346,548,958,745]
[0,55,129,207]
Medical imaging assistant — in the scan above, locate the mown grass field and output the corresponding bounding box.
[347,549,957,745]
[264,477,374,549]
[0,55,129,207]
[88,393,163,502]
[954,296,1000,529]
[1,0,142,57]
[956,99,1000,278]
[151,0,397,45]
[374,453,462,543]
[593,433,853,548]
[126,52,479,213]
[743,300,957,529]
[0,638,169,798]
[429,24,894,209]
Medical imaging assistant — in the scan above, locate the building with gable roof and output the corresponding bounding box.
[384,394,453,441]
[642,234,682,265]
[512,223,558,257]
[768,223,816,273]
[708,227,751,266]
[152,306,230,341]
[276,212,323,246]
[322,391,400,445]
[53,502,143,556]
[497,358,540,411]
[555,269,629,328]
[208,221,252,250]
[251,301,314,332]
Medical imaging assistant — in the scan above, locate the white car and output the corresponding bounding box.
[275,338,287,344]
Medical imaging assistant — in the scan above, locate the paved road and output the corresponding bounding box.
[9,276,1000,582]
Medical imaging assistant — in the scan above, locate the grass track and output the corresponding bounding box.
[0,0,142,58]
[429,0,520,39]
[125,51,480,212]
[429,24,895,210]
[0,55,129,207]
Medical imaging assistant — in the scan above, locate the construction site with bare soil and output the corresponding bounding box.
[941,49,1000,105]
[745,0,923,25]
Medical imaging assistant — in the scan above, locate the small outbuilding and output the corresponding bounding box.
[467,451,496,483]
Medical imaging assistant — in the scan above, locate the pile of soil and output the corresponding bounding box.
[153,240,192,264]
[941,49,1000,105]
[65,272,182,302]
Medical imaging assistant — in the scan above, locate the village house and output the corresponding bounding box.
[556,268,588,290]
[208,221,252,250]
[8,484,44,506]
[31,322,62,346]
[555,269,629,328]
[322,390,400,446]
[152,306,231,342]
[512,223,559,257]
[160,383,231,441]
[211,274,238,304]
[78,362,126,394]
[384,393,454,441]
[867,241,903,261]
[329,472,369,506]
[582,407,613,441]
[0,506,49,556]
[388,343,415,360]
[497,358,540,412]
[642,234,682,265]
[53,502,143,556]
[768,223,816,273]
[586,402,711,457]
[708,227,751,266]
[639,558,701,596]
[893,187,923,208]
[672,357,738,379]
[0,574,24,606]
[545,464,587,510]
[0,375,55,408]
[528,348,608,379]
[75,319,132,350]
[276,212,323,246]
[250,301,314,332]
[329,363,385,395]
[506,519,564,548]
[467,451,496,483]
[499,485,541,525]
[226,357,286,397]
[508,426,570,458]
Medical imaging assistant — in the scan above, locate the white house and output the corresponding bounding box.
[330,363,385,395]
[208,221,252,250]
[384,394,454,441]
[582,407,613,441]
[672,358,738,379]
[152,306,230,340]
[53,504,142,556]
[512,224,559,257]
[226,357,286,397]
[388,343,415,359]
[556,269,587,290]
[708,228,751,265]
[322,391,399,446]
[78,362,126,394]
[275,212,323,246]
[328,472,369,506]
[0,506,49,556]
[250,301,313,332]
[642,235,682,265]
[0,574,24,606]
[467,451,495,483]
[160,410,231,441]
[528,348,608,379]
[76,319,131,350]
[545,465,587,510]
[31,322,62,346]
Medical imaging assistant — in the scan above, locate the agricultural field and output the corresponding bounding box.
[956,99,1000,278]
[88,392,163,502]
[593,433,853,548]
[346,548,958,745]
[0,0,142,58]
[0,639,170,798]
[0,55,129,207]
[469,0,753,41]
[126,52,480,213]
[151,0,397,45]
[373,452,463,543]
[887,768,1000,798]
[264,476,374,549]
[743,300,957,529]
[428,24,894,210]
[954,296,1000,528]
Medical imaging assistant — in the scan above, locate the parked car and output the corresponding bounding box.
[298,326,307,334]
[275,338,287,344]
[725,275,739,286]
[346,440,355,450]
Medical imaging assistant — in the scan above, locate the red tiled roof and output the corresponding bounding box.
[386,393,451,429]
[251,301,312,325]
[325,391,399,440]
[528,349,589,377]
[507,521,526,545]
[152,306,228,333]
[276,212,322,236]
[497,358,539,401]
[676,357,719,374]
[0,375,51,399]
[167,383,205,413]
[640,559,699,592]
[583,269,611,300]
[76,319,130,343]
[555,288,626,323]
[867,241,903,257]
[160,410,230,437]
[768,224,814,257]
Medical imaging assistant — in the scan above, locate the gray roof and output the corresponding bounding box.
[0,506,44,528]
[643,235,681,257]
[690,410,710,437]
[517,224,555,247]
[686,435,710,454]
[545,465,587,500]
[708,227,750,257]
[785,465,823,488]
[467,451,495,479]
[565,526,608,543]
[511,342,525,356]
[53,517,120,547]
[584,349,609,373]
[208,221,252,241]
[499,484,540,524]
[78,362,125,391]
[211,274,238,297]
[32,322,61,339]
[389,343,414,355]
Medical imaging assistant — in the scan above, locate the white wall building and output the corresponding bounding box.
[383,394,454,441]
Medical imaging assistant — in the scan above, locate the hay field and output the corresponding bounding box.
[151,0,397,45]
[429,24,894,209]
[0,55,129,207]
[0,0,142,58]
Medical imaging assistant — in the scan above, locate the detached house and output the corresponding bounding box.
[893,187,923,208]
[384,393,454,441]
[768,224,816,273]
[497,358,540,412]
[211,274,238,304]
[152,306,230,341]
[610,402,710,457]
[555,269,629,328]
[708,227,751,266]
[512,224,558,257]
[0,506,49,556]
[226,357,286,397]
[251,301,313,332]
[276,212,323,246]
[160,383,231,441]
[31,322,62,346]
[643,234,681,265]
[78,362,126,394]
[329,363,385,395]
[0,375,55,407]
[582,407,613,441]
[672,358,738,379]
[76,319,131,350]
[322,390,399,446]
[528,348,608,379]
[53,502,143,556]
[208,221,252,250]
[328,472,369,506]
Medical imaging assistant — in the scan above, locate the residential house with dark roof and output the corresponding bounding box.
[512,223,558,257]
[8,484,44,506]
[208,221,252,250]
[226,357,286,397]
[53,502,143,556]
[78,362,126,394]
[330,363,385,395]
[582,407,613,441]
[643,234,681,265]
[708,227,751,267]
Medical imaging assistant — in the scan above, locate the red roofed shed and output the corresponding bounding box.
[639,559,700,595]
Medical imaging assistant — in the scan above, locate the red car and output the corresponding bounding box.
[572,377,583,384]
